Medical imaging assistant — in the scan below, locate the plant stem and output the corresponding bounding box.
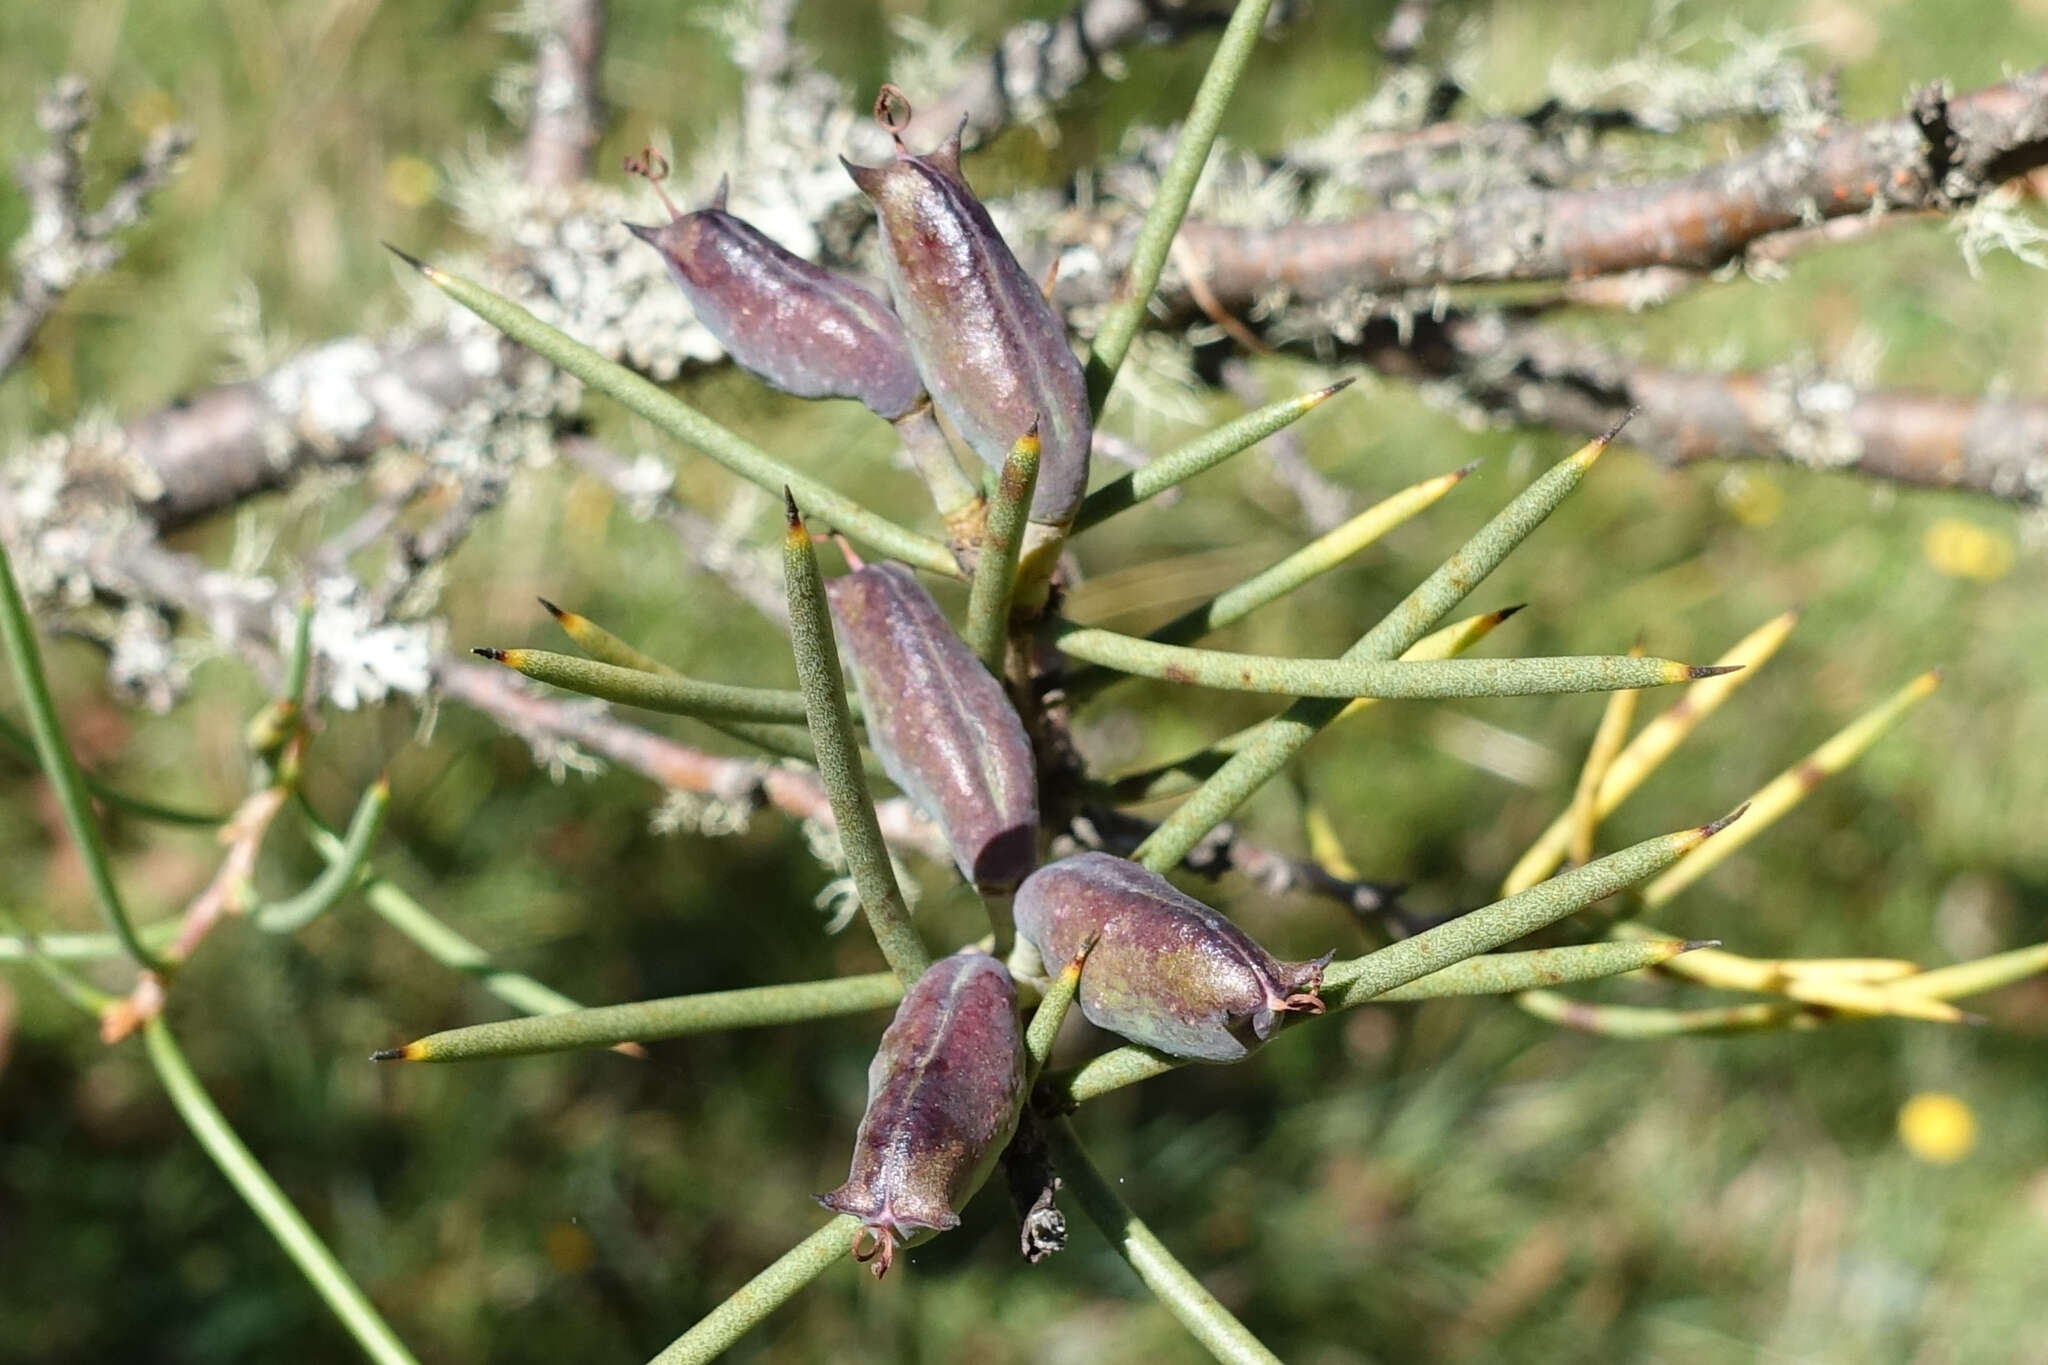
[963,429,1039,673]
[1048,1119,1283,1365]
[645,1215,857,1365]
[143,1016,421,1365]
[1084,0,1280,413]
[0,711,223,825]
[0,539,164,971]
[783,494,931,985]
[253,779,390,934]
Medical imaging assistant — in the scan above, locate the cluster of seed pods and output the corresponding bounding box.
[818,950,1027,1276]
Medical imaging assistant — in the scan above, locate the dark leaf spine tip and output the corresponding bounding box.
[1314,376,1359,401]
[1600,406,1642,444]
[1702,803,1751,837]
[782,486,802,527]
[536,597,566,620]
[369,1047,406,1062]
[381,241,429,273]
[1492,603,1528,622]
[1679,940,1722,953]
[1689,664,1744,679]
[472,647,507,662]
[1452,458,1485,479]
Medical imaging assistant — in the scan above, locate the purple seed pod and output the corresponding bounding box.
[626,166,923,420]
[818,950,1027,1277]
[826,560,1038,890]
[1014,852,1332,1063]
[842,101,1091,528]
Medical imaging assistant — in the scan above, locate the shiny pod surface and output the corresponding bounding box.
[1014,852,1332,1062]
[629,186,923,420]
[826,561,1038,889]
[843,128,1090,526]
[817,950,1027,1275]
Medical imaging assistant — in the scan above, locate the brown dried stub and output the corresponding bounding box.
[826,560,1038,890]
[841,89,1091,532]
[818,950,1027,1277]
[1013,852,1332,1062]
[623,150,923,420]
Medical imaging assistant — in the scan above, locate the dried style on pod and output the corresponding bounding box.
[1014,851,1332,1062]
[842,90,1091,533]
[826,560,1039,890]
[625,153,923,420]
[818,950,1028,1276]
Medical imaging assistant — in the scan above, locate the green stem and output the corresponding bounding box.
[1073,382,1347,531]
[540,598,675,674]
[0,539,164,970]
[783,494,931,985]
[0,919,180,961]
[0,711,223,825]
[389,248,959,578]
[143,1016,422,1365]
[1048,1119,1283,1365]
[1367,938,1704,1002]
[962,430,1040,674]
[1083,0,1280,414]
[253,779,390,934]
[1052,625,1718,700]
[0,909,116,1012]
[1024,933,1095,1085]
[646,1215,857,1365]
[1133,430,1617,873]
[304,815,591,1020]
[376,972,904,1062]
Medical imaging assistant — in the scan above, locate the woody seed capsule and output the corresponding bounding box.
[627,177,924,420]
[818,950,1027,1277]
[826,561,1038,890]
[1013,852,1332,1062]
[843,118,1091,529]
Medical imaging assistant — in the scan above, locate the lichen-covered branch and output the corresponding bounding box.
[521,0,608,190]
[2,77,190,375]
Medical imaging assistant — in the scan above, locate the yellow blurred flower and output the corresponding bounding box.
[383,154,440,209]
[1923,518,2014,582]
[543,1220,595,1274]
[1898,1091,1977,1164]
[126,89,180,137]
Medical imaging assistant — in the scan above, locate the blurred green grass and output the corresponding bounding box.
[3,2,2047,1362]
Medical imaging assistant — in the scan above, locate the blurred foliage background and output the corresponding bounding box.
[3,0,2047,1361]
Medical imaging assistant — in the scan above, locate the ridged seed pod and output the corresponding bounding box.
[818,950,1027,1276]
[843,119,1090,529]
[826,561,1038,889]
[1014,851,1332,1062]
[628,177,924,420]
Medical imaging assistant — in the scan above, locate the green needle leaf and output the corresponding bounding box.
[784,493,931,985]
[1025,932,1096,1086]
[1084,0,1282,414]
[387,246,959,577]
[1369,938,1707,1003]
[474,647,815,723]
[374,973,904,1062]
[646,1215,858,1365]
[1060,811,1738,1103]
[1074,381,1350,531]
[1051,624,1725,699]
[1047,1119,1284,1365]
[1134,425,1622,874]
